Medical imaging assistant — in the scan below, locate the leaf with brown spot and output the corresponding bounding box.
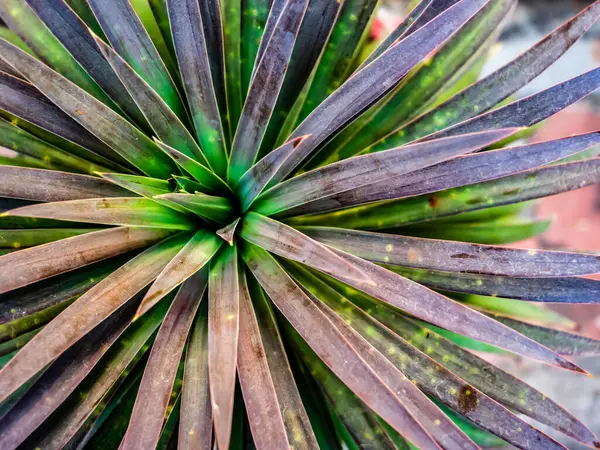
[240,215,585,372]
[241,242,441,450]
[301,227,600,277]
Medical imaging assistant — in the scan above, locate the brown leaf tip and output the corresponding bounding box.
[217,218,241,246]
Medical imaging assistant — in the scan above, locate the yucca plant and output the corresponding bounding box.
[1,0,600,448]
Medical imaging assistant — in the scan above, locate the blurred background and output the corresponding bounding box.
[373,1,600,448]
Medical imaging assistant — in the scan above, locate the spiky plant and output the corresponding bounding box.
[2,0,600,448]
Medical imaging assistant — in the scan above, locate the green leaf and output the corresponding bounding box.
[155,139,231,194]
[208,245,240,450]
[0,117,111,174]
[313,270,590,448]
[0,0,117,106]
[27,296,172,449]
[0,227,173,294]
[237,136,309,212]
[156,193,235,224]
[0,228,100,249]
[221,0,244,142]
[282,130,600,217]
[273,0,494,183]
[387,264,600,304]
[489,315,600,356]
[240,0,270,94]
[87,0,188,123]
[93,35,207,165]
[4,197,195,230]
[0,38,179,178]
[227,0,308,184]
[240,213,583,371]
[25,0,150,130]
[0,72,131,167]
[168,0,228,178]
[316,0,515,167]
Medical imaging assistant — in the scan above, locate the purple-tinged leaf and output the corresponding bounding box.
[208,245,240,450]
[86,0,187,122]
[30,296,171,449]
[241,213,368,283]
[301,227,600,277]
[0,293,137,449]
[358,0,436,69]
[227,0,308,184]
[0,166,131,202]
[389,265,600,304]
[426,68,600,141]
[216,218,241,246]
[241,243,441,450]
[287,158,600,230]
[24,0,149,130]
[373,0,600,149]
[271,0,493,183]
[155,139,231,194]
[490,315,600,356]
[3,197,195,230]
[313,271,576,449]
[122,271,207,450]
[246,274,319,449]
[237,269,290,449]
[0,227,172,294]
[179,300,212,450]
[324,277,599,447]
[255,129,518,216]
[156,193,234,224]
[282,130,600,216]
[254,0,285,72]
[240,214,584,372]
[136,230,222,319]
[291,265,478,450]
[92,35,207,166]
[0,71,129,166]
[0,39,178,178]
[237,136,309,212]
[0,233,188,405]
[168,0,228,179]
